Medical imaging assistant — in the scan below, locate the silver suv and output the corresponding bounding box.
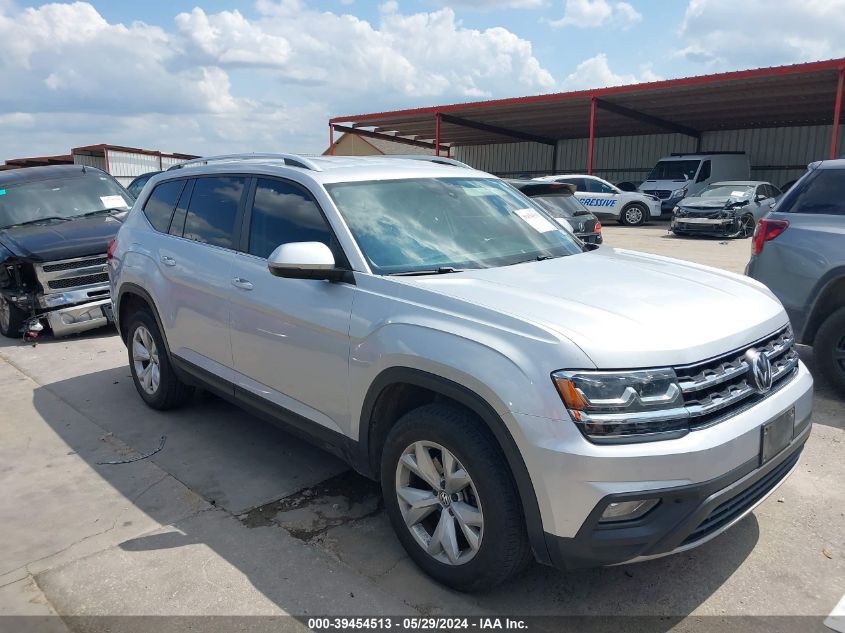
[109,154,813,591]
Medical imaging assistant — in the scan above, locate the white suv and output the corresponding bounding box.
[109,154,813,591]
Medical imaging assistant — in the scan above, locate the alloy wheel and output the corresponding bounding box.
[132,325,161,395]
[625,206,644,225]
[395,441,484,565]
[835,334,845,373]
[739,215,756,238]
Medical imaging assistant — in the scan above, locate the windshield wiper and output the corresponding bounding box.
[507,254,556,266]
[74,207,126,218]
[5,216,71,228]
[389,266,464,276]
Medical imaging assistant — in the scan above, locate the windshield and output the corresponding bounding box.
[699,184,753,199]
[529,194,590,219]
[0,174,133,229]
[326,177,583,275]
[646,160,700,181]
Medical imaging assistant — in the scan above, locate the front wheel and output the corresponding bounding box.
[620,203,648,226]
[729,214,756,239]
[127,310,193,409]
[0,297,25,338]
[815,307,845,397]
[381,403,531,591]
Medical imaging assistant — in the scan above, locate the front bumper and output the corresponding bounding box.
[544,422,809,569]
[518,360,813,568]
[45,298,113,336]
[671,215,740,236]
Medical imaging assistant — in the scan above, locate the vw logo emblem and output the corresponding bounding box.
[745,349,773,394]
[438,490,451,507]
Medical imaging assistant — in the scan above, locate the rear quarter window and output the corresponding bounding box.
[142,180,185,232]
[780,169,845,216]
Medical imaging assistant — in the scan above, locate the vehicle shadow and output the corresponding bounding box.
[29,364,761,626]
[0,324,117,349]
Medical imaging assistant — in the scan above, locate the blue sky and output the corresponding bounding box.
[1,0,843,158]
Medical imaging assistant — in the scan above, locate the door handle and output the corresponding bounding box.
[160,255,176,266]
[231,277,254,291]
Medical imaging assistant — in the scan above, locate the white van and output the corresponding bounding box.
[639,152,751,213]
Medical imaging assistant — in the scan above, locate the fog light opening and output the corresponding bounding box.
[599,498,660,523]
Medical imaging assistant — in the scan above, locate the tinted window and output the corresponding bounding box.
[646,160,700,181]
[183,176,246,248]
[169,180,193,237]
[248,179,333,258]
[530,195,589,219]
[562,177,585,191]
[696,160,711,183]
[143,180,184,233]
[586,179,614,194]
[781,169,845,216]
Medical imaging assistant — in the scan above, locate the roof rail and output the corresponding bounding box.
[167,153,323,172]
[379,155,472,168]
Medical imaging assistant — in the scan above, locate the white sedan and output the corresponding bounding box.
[534,174,661,226]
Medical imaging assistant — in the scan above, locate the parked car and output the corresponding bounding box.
[747,159,845,396]
[126,171,161,198]
[671,181,782,238]
[506,180,602,244]
[0,165,132,338]
[111,154,812,591]
[533,174,660,226]
[640,152,751,214]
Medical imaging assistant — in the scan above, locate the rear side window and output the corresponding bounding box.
[247,178,333,258]
[143,180,184,233]
[696,160,711,183]
[183,176,247,249]
[781,169,845,216]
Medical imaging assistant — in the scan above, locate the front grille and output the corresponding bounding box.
[642,189,671,199]
[35,253,109,296]
[675,326,798,430]
[47,273,109,290]
[682,448,801,545]
[42,256,107,273]
[684,209,723,218]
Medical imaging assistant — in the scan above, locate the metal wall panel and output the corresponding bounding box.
[106,150,160,180]
[72,153,106,171]
[160,155,190,170]
[454,124,844,187]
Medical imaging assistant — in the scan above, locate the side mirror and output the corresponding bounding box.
[267,242,347,281]
[755,194,767,202]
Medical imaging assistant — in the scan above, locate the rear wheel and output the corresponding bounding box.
[620,203,648,226]
[127,310,193,409]
[381,403,531,591]
[815,307,845,397]
[0,297,25,338]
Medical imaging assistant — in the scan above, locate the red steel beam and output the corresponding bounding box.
[329,58,845,126]
[831,66,844,159]
[587,97,596,175]
[435,113,442,157]
[329,123,335,155]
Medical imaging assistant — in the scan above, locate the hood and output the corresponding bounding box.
[678,196,749,211]
[401,248,786,368]
[0,213,125,262]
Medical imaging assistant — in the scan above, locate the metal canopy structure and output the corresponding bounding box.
[329,58,845,168]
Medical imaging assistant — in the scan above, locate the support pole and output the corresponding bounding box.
[587,97,597,175]
[329,123,335,156]
[830,67,844,159]
[435,113,442,157]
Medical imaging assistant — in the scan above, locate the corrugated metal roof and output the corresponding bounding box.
[331,58,845,146]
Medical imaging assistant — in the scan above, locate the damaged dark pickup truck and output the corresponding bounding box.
[0,165,133,339]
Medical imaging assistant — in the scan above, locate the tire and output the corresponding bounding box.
[620,202,648,226]
[380,403,531,591]
[814,307,845,397]
[0,297,26,338]
[729,214,755,239]
[126,309,193,410]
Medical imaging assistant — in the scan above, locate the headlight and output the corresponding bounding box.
[552,369,688,443]
[670,187,687,198]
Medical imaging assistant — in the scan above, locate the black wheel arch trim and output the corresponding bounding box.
[115,283,170,352]
[802,267,845,345]
[359,366,551,565]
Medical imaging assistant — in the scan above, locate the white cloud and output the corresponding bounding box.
[432,0,546,8]
[548,0,642,29]
[678,0,845,68]
[0,1,557,158]
[561,53,660,89]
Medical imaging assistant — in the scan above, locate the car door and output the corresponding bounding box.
[752,184,774,221]
[229,176,355,435]
[160,175,248,387]
[579,177,618,214]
